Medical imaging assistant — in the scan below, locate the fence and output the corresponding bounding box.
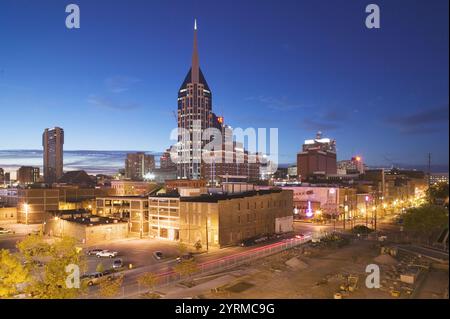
[103,231,329,299]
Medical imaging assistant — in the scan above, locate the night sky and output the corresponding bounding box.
[0,0,448,168]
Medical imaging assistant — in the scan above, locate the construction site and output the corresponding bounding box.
[149,233,449,299]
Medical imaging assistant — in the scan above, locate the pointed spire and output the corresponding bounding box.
[191,18,200,83]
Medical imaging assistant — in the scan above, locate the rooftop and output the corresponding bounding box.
[180,189,284,203]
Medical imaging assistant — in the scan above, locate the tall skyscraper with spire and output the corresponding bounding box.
[177,19,213,179]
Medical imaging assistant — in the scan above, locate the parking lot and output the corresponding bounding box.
[83,238,182,273]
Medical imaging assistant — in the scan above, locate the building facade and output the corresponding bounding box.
[110,180,157,196]
[16,166,40,185]
[0,207,17,224]
[177,20,213,180]
[43,127,64,184]
[149,194,181,240]
[297,131,337,181]
[16,189,60,224]
[95,196,149,238]
[337,156,366,175]
[44,214,128,244]
[179,189,293,248]
[160,148,177,169]
[125,152,155,181]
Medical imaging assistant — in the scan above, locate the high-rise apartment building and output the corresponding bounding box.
[43,127,64,184]
[17,166,40,185]
[125,152,155,181]
[297,131,337,181]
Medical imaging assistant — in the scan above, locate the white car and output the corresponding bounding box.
[96,250,118,258]
[0,227,13,234]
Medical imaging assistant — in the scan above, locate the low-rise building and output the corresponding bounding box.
[149,193,181,240]
[44,212,128,244]
[95,195,149,238]
[0,207,17,224]
[179,189,293,248]
[110,180,157,196]
[17,189,60,224]
[260,185,357,219]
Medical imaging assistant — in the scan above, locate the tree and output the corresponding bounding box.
[98,274,124,298]
[173,259,198,284]
[137,272,159,294]
[0,249,30,298]
[194,240,202,252]
[16,234,50,262]
[16,235,87,299]
[428,183,449,206]
[177,241,188,256]
[403,204,449,243]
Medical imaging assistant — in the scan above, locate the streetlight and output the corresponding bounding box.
[372,206,377,231]
[365,196,369,229]
[23,203,29,225]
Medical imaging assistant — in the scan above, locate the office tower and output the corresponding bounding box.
[43,127,64,184]
[297,131,337,181]
[177,19,213,179]
[125,152,155,181]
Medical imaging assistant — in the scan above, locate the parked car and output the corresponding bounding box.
[96,250,118,258]
[176,253,194,263]
[112,259,123,269]
[0,227,13,234]
[152,251,164,260]
[240,235,269,247]
[86,249,103,256]
[81,271,114,286]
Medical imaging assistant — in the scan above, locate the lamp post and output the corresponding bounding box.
[365,195,369,229]
[24,203,29,225]
[205,215,210,252]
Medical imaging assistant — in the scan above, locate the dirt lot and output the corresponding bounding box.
[200,237,448,299]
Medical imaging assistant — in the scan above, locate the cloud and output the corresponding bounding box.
[87,95,141,110]
[105,76,140,93]
[246,95,306,111]
[386,105,449,134]
[88,75,142,111]
[302,108,350,131]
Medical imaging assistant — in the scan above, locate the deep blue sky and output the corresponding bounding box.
[0,0,448,167]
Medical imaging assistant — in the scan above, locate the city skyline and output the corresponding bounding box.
[1,0,449,168]
[0,1,448,304]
